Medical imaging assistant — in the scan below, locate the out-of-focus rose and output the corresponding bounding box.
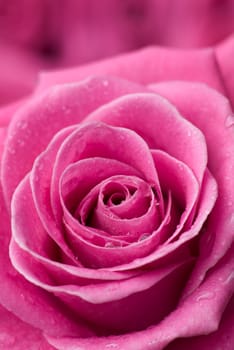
[0,36,234,350]
[1,0,234,106]
[62,0,234,64]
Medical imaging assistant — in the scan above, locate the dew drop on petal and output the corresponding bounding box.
[196,291,215,302]
[105,343,119,349]
[105,242,115,248]
[177,163,184,171]
[148,339,157,347]
[230,214,234,223]
[0,333,16,346]
[222,271,234,285]
[8,147,16,154]
[225,115,234,128]
[16,120,28,130]
[187,130,192,137]
[17,139,25,147]
[138,233,149,241]
[102,80,109,87]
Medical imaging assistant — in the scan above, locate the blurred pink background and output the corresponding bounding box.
[1,0,234,104]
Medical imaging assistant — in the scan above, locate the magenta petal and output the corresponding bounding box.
[0,304,55,350]
[16,173,77,263]
[152,150,200,239]
[166,296,234,350]
[0,185,89,339]
[151,82,234,292]
[10,246,193,335]
[46,245,234,350]
[31,125,78,262]
[86,93,207,185]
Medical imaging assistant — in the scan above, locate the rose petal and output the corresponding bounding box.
[0,185,90,338]
[37,45,225,95]
[10,237,194,334]
[31,125,78,263]
[86,93,207,185]
[46,244,234,349]
[150,82,234,293]
[166,296,234,350]
[0,304,55,350]
[151,150,200,240]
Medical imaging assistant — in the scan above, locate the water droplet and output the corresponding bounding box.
[16,120,28,130]
[227,200,233,207]
[138,233,149,241]
[61,105,70,114]
[38,162,44,171]
[0,333,16,346]
[225,115,234,128]
[17,139,25,147]
[8,148,16,154]
[20,293,25,300]
[196,291,214,302]
[102,80,109,87]
[148,339,157,346]
[177,163,184,171]
[223,271,234,285]
[105,343,118,349]
[105,242,115,248]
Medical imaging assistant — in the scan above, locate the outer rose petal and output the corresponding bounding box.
[86,93,207,185]
[0,304,54,350]
[46,246,234,350]
[0,184,92,338]
[165,296,234,350]
[150,82,234,294]
[37,40,228,96]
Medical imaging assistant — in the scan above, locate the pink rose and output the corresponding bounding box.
[0,36,234,350]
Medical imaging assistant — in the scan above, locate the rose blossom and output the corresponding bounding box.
[0,35,234,349]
